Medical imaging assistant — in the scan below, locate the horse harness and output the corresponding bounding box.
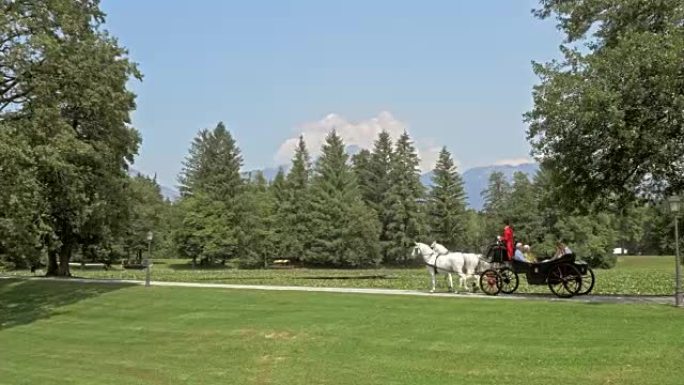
[425,252,450,275]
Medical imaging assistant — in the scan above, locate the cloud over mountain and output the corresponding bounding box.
[275,111,444,171]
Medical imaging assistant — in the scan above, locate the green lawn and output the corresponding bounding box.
[2,255,679,295]
[1,279,683,385]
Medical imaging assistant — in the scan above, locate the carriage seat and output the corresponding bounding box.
[538,253,576,264]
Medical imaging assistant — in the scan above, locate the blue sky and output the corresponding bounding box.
[101,1,562,186]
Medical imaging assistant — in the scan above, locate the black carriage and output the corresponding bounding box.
[478,242,595,298]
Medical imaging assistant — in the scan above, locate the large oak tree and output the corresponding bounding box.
[526,0,684,209]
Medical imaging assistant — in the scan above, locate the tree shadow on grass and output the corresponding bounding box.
[0,278,133,331]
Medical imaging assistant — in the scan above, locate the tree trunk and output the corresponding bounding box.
[56,242,72,277]
[46,250,59,276]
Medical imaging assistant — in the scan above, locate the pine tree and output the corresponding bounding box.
[271,167,287,201]
[506,172,537,244]
[369,132,395,209]
[278,136,314,262]
[270,167,288,258]
[238,172,276,268]
[352,149,373,204]
[178,122,243,200]
[173,122,245,264]
[482,171,511,215]
[367,131,395,258]
[306,131,380,266]
[461,209,488,253]
[481,171,512,239]
[287,136,311,191]
[426,147,467,251]
[384,132,426,264]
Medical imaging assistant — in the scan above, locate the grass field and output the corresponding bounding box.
[1,255,678,295]
[1,278,683,385]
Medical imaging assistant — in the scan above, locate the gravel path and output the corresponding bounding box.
[1,276,675,305]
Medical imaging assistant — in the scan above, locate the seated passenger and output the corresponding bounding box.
[541,241,573,263]
[513,243,527,263]
[554,241,573,259]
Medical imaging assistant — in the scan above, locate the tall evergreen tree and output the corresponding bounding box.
[238,172,276,268]
[506,172,538,244]
[352,149,373,204]
[270,167,288,258]
[384,132,426,264]
[368,132,395,258]
[271,167,288,202]
[481,171,512,240]
[306,131,380,266]
[178,122,243,200]
[173,193,238,266]
[173,123,244,264]
[426,147,467,250]
[287,136,312,191]
[461,209,488,254]
[279,136,314,262]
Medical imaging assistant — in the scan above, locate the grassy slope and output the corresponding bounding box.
[1,255,678,295]
[1,279,683,385]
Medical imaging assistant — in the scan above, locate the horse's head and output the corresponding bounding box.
[411,242,433,261]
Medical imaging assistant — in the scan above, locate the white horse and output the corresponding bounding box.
[412,242,489,293]
[430,243,484,284]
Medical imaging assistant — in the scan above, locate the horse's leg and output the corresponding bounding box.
[458,273,468,291]
[465,274,473,292]
[447,273,454,293]
[428,268,436,293]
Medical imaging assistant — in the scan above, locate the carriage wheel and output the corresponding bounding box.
[577,266,595,295]
[479,269,501,296]
[547,263,582,298]
[498,267,519,294]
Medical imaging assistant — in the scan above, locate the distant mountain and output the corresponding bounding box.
[422,163,538,210]
[159,185,180,202]
[461,163,539,210]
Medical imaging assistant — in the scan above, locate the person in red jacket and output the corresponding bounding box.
[501,219,514,261]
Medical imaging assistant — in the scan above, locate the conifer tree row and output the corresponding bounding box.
[165,123,654,269]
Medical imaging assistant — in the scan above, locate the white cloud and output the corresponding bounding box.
[275,111,444,172]
[493,157,535,166]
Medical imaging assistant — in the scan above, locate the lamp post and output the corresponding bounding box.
[668,195,682,307]
[145,231,153,287]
